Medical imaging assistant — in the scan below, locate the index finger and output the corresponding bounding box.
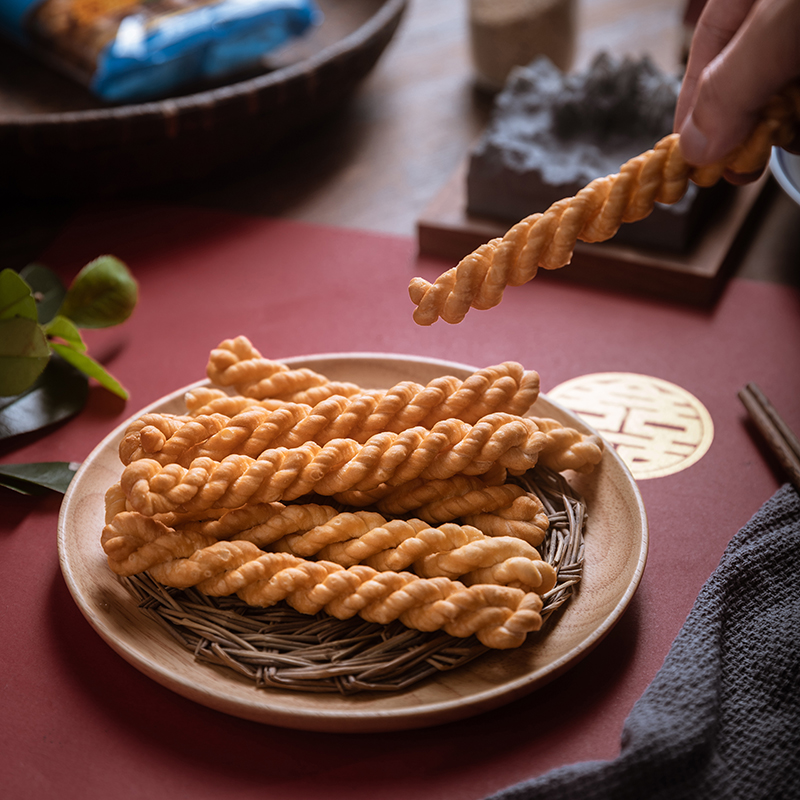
[675,0,757,128]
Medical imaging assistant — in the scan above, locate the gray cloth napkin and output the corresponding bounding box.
[488,484,800,800]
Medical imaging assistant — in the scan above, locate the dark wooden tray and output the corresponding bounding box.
[0,0,407,196]
[417,158,772,305]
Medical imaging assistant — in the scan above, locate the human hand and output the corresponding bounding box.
[675,0,800,183]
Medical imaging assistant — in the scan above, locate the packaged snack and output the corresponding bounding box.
[0,0,321,102]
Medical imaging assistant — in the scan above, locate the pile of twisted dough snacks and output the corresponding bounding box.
[410,84,800,325]
[102,337,603,650]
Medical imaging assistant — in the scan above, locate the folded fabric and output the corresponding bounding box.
[487,483,800,800]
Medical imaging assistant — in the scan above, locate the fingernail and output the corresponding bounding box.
[678,113,710,164]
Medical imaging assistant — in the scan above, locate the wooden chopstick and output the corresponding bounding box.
[738,382,800,493]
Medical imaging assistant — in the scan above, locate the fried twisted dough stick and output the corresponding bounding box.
[409,85,800,325]
[207,336,364,402]
[325,528,555,593]
[120,403,313,465]
[102,512,216,575]
[374,472,505,515]
[204,335,540,422]
[377,477,551,546]
[103,507,479,575]
[172,502,340,543]
[393,483,524,523]
[119,413,232,466]
[108,472,548,553]
[121,415,600,515]
[102,504,336,576]
[184,388,288,418]
[159,543,544,648]
[120,412,543,477]
[414,536,555,592]
[102,506,326,574]
[103,503,555,594]
[104,481,235,526]
[374,474,546,529]
[121,366,541,467]
[264,510,555,593]
[465,558,557,593]
[275,516,479,563]
[102,514,543,648]
[463,493,550,546]
[122,403,598,488]
[529,417,603,473]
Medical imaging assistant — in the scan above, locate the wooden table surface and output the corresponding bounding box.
[2,6,799,794]
[1,0,798,287]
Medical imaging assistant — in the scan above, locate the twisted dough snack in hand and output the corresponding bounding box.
[409,85,800,325]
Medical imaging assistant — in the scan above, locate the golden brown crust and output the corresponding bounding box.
[268,512,553,592]
[207,337,363,401]
[412,535,545,580]
[462,556,557,594]
[119,412,230,465]
[401,483,525,523]
[101,512,217,576]
[183,388,290,418]
[530,417,605,474]
[463,493,550,546]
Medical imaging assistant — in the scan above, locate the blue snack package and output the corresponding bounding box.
[0,0,321,102]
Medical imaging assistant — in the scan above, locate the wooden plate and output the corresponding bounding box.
[771,148,800,207]
[57,353,648,732]
[0,0,407,196]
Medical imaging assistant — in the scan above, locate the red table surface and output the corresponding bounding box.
[2,204,799,800]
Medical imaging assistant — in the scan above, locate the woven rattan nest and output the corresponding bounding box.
[123,465,587,695]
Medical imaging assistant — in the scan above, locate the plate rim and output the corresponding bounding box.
[57,351,648,732]
[770,147,800,206]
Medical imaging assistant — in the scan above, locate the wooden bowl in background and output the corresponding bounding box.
[0,0,408,196]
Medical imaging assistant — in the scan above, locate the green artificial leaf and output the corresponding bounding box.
[0,317,50,396]
[20,263,67,324]
[50,342,129,399]
[0,355,88,441]
[0,268,38,321]
[0,461,79,494]
[45,315,87,352]
[60,255,138,329]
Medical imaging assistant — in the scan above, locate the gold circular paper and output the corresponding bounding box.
[548,373,714,480]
